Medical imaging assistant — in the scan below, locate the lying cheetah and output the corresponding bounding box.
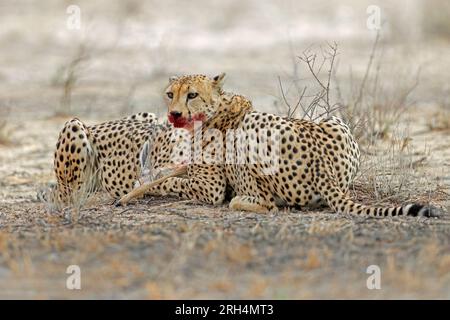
[148,73,440,217]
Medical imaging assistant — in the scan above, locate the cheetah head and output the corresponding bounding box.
[164,73,226,129]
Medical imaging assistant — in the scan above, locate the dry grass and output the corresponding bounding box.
[427,109,450,132]
[337,33,421,146]
[426,90,450,132]
[0,119,13,146]
[53,43,92,116]
[278,34,420,146]
[0,105,13,146]
[42,161,99,223]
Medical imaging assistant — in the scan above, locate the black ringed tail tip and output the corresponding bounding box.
[407,204,441,218]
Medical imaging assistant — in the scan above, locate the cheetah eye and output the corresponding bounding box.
[166,92,173,99]
[187,92,198,100]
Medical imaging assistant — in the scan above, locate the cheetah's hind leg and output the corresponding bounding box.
[51,118,99,208]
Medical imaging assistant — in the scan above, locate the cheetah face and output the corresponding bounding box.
[164,73,226,129]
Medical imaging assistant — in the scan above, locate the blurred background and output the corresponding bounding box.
[0,0,448,121]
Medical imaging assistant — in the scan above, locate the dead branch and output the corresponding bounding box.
[278,42,339,121]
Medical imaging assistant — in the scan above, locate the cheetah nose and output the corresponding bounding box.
[170,111,182,119]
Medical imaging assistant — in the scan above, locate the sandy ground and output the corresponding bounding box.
[0,0,449,299]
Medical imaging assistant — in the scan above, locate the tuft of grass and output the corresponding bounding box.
[278,33,420,147]
[41,154,99,223]
[349,125,446,207]
[54,43,91,116]
[0,120,13,146]
[0,105,13,146]
[353,133,416,204]
[427,90,450,131]
[339,33,421,146]
[427,109,450,132]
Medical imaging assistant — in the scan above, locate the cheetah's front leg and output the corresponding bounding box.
[147,165,227,205]
[229,196,278,213]
[228,175,278,213]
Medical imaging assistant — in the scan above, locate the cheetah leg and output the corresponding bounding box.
[307,193,328,209]
[229,174,278,213]
[229,196,278,213]
[53,118,98,205]
[147,165,227,205]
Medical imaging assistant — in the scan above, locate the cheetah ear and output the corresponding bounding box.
[212,73,226,88]
[169,75,178,83]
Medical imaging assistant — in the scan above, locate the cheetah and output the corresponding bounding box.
[52,112,178,204]
[147,73,440,218]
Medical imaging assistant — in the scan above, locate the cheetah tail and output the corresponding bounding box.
[316,173,442,218]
